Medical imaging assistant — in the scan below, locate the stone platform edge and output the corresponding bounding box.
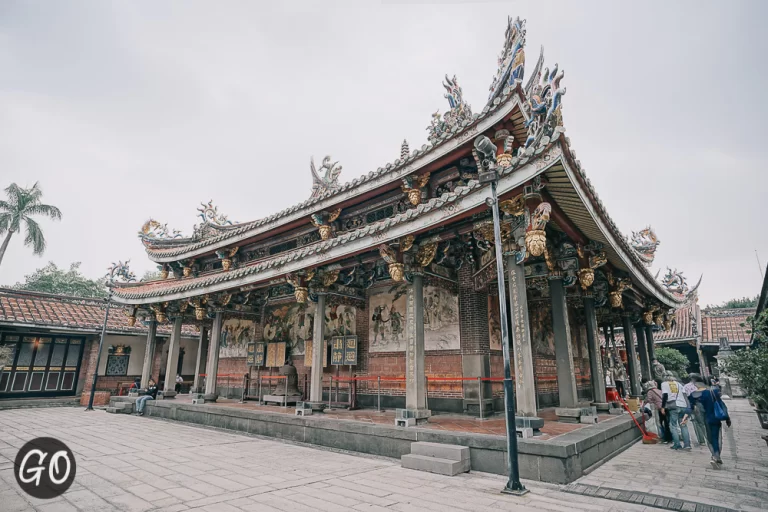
[114,397,640,484]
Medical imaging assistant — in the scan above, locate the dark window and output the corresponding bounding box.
[105,355,129,376]
[269,239,297,255]
[366,205,394,224]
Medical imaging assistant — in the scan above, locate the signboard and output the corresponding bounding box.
[265,342,286,368]
[247,342,265,367]
[343,336,358,365]
[304,339,328,367]
[330,336,345,366]
[331,336,358,366]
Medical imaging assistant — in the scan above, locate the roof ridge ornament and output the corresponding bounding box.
[523,63,566,149]
[138,219,183,244]
[310,156,342,200]
[197,200,234,226]
[427,75,473,144]
[661,267,689,297]
[629,226,660,266]
[488,16,527,104]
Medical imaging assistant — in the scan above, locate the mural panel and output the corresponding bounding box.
[488,294,502,351]
[530,303,555,356]
[263,303,314,356]
[369,285,407,352]
[423,284,460,351]
[263,302,357,356]
[219,318,255,358]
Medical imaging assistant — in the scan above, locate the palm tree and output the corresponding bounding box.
[0,183,62,267]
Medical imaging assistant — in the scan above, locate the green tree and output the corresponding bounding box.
[0,182,62,266]
[707,295,759,309]
[743,309,768,345]
[15,262,106,298]
[721,345,768,409]
[655,346,690,378]
[141,269,162,281]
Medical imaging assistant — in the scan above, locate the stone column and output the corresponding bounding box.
[645,325,656,363]
[506,255,538,416]
[140,320,157,388]
[163,317,183,397]
[548,275,578,409]
[309,292,327,403]
[622,313,641,396]
[635,323,651,382]
[204,312,223,400]
[193,325,209,393]
[583,295,607,409]
[405,272,430,421]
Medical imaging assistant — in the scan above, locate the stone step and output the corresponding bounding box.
[410,442,469,462]
[115,403,134,414]
[401,454,470,476]
[105,407,118,414]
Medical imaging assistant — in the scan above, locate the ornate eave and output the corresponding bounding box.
[142,87,528,264]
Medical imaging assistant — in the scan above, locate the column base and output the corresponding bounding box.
[515,416,544,432]
[395,408,431,427]
[203,393,218,402]
[556,406,597,424]
[592,402,611,412]
[162,390,176,399]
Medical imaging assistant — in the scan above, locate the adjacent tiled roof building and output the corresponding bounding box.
[0,288,198,337]
[700,308,754,345]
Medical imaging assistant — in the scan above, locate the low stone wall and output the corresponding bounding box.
[122,398,640,484]
[0,397,80,410]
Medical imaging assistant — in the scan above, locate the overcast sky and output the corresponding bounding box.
[1,0,766,306]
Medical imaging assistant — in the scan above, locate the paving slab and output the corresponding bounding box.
[0,407,672,512]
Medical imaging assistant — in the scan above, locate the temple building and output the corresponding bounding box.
[0,288,198,401]
[109,16,701,422]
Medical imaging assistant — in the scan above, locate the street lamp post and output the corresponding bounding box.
[85,261,135,411]
[475,135,528,495]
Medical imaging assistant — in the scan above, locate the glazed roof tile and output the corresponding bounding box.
[142,91,518,261]
[0,288,198,337]
[701,308,754,344]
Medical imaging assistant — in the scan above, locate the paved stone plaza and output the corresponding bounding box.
[0,407,666,512]
[570,398,768,512]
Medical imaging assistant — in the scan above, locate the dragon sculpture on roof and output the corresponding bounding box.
[629,226,660,266]
[427,75,473,143]
[137,219,183,243]
[524,64,566,148]
[488,16,527,103]
[310,156,342,200]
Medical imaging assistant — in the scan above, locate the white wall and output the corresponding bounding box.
[97,334,199,377]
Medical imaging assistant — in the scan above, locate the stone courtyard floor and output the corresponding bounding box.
[0,400,764,512]
[568,398,768,512]
[1,406,663,512]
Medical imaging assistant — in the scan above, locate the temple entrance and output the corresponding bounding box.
[0,333,85,398]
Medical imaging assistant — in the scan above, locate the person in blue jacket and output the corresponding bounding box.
[689,377,732,469]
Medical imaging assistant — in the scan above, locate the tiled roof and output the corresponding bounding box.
[0,288,198,337]
[654,305,698,342]
[142,85,526,261]
[701,308,754,345]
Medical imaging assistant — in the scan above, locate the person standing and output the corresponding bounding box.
[175,374,184,394]
[135,378,158,416]
[642,379,666,440]
[661,374,691,450]
[684,374,708,448]
[689,378,731,469]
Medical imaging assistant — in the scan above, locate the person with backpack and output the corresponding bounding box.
[661,373,691,451]
[689,377,732,469]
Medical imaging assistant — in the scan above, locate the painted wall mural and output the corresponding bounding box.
[263,302,357,356]
[219,318,255,358]
[423,283,460,351]
[530,303,555,356]
[369,285,408,352]
[368,281,459,353]
[488,294,502,351]
[263,303,313,356]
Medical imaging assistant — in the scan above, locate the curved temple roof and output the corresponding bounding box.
[114,15,693,312]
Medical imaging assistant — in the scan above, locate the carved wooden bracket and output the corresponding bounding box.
[310,209,341,241]
[401,173,430,206]
[215,247,239,271]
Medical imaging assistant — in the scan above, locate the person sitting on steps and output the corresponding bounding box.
[135,379,158,416]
